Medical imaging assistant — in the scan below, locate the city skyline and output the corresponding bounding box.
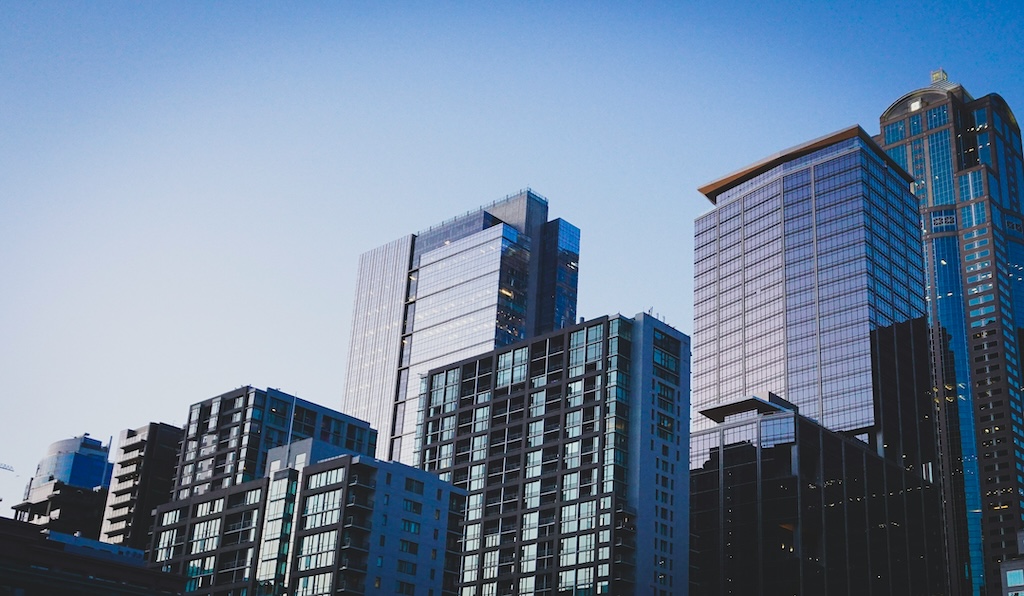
[3,2,1024,511]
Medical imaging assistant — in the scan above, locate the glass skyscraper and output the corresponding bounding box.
[343,189,580,464]
[877,70,1024,595]
[690,126,948,593]
[693,126,932,460]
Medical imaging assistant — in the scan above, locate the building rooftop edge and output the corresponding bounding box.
[698,393,798,423]
[697,125,912,205]
[414,187,548,237]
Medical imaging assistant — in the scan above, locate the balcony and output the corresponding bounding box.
[106,506,134,524]
[336,580,366,594]
[339,557,368,572]
[343,516,371,531]
[340,537,370,551]
[346,497,374,510]
[348,476,376,489]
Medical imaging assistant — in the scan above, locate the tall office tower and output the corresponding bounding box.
[151,437,465,596]
[173,386,376,499]
[13,435,113,539]
[877,70,1024,594]
[343,189,580,465]
[420,313,690,596]
[100,422,184,551]
[689,126,948,593]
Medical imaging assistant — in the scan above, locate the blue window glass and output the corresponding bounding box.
[958,170,984,201]
[885,145,908,172]
[974,108,988,130]
[978,132,992,166]
[928,130,954,205]
[884,121,906,144]
[1008,569,1024,587]
[909,114,923,136]
[926,105,948,129]
[960,202,987,228]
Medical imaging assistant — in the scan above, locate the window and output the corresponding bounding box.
[402,519,421,534]
[297,530,337,571]
[399,539,419,554]
[190,519,221,554]
[405,478,425,495]
[307,467,343,490]
[1008,569,1024,587]
[295,572,332,596]
[927,105,949,129]
[403,499,423,514]
[884,121,905,144]
[397,559,418,575]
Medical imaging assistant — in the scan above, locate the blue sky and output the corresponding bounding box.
[2,2,1024,509]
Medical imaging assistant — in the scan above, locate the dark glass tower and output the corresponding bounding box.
[877,70,1024,595]
[690,126,948,593]
[343,189,580,464]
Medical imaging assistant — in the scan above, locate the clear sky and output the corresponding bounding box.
[2,1,1024,511]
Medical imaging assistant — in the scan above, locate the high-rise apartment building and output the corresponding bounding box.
[689,126,948,593]
[100,422,184,552]
[343,189,580,464]
[877,70,1024,594]
[173,386,376,499]
[151,438,465,596]
[13,435,114,539]
[420,313,690,596]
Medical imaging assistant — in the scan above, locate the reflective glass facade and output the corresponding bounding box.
[20,435,112,499]
[693,128,929,460]
[878,72,1024,595]
[343,189,580,465]
[419,314,690,596]
[691,126,947,594]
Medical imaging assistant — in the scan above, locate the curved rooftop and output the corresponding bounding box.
[697,125,912,204]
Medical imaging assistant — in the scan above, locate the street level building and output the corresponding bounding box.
[420,313,690,596]
[690,126,947,593]
[691,393,945,594]
[0,516,184,595]
[343,189,580,464]
[877,70,1024,595]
